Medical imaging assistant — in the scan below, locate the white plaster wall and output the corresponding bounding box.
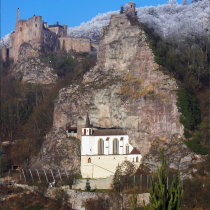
[81,154,141,178]
[81,136,91,155]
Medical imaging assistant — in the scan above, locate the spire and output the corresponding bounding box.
[85,112,91,128]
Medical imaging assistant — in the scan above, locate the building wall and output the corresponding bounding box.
[12,16,43,62]
[81,134,133,156]
[42,29,59,50]
[126,2,136,16]
[58,37,91,53]
[2,45,7,62]
[81,154,141,178]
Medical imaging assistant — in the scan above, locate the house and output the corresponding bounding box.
[80,113,142,178]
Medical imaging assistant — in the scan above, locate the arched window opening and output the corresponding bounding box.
[133,158,134,162]
[136,157,138,162]
[98,139,104,155]
[113,138,119,154]
[126,145,129,154]
[88,158,91,163]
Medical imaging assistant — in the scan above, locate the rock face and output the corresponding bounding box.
[36,14,184,169]
[140,134,206,173]
[31,127,80,172]
[12,43,57,84]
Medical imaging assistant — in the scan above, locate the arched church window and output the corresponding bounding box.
[126,145,129,154]
[113,138,119,154]
[133,158,134,162]
[136,157,138,162]
[88,158,91,163]
[98,139,104,155]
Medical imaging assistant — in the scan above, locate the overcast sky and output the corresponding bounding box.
[1,0,183,38]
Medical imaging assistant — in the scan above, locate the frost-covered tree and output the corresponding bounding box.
[182,0,189,5]
[191,0,203,3]
[167,0,178,4]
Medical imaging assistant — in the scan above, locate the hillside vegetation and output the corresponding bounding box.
[128,16,209,155]
[0,50,96,172]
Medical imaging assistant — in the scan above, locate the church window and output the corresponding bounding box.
[88,158,91,163]
[126,145,129,154]
[84,129,86,135]
[35,17,37,21]
[89,129,91,135]
[98,139,104,155]
[136,157,138,162]
[131,5,133,8]
[133,158,134,162]
[35,24,37,27]
[113,138,119,154]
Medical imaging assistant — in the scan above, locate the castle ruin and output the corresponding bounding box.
[2,8,92,63]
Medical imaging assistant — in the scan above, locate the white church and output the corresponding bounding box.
[80,113,142,178]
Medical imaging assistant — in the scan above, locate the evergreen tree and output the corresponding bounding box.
[120,5,124,14]
[111,163,123,192]
[85,178,91,191]
[143,148,183,210]
[130,189,137,210]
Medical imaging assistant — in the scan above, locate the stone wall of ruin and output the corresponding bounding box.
[58,37,91,53]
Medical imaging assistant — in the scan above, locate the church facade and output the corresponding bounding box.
[81,114,142,178]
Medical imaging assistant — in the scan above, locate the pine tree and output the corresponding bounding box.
[85,178,91,191]
[111,163,123,192]
[143,148,183,210]
[120,5,124,14]
[130,189,137,210]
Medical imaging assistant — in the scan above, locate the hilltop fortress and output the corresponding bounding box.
[2,8,94,63]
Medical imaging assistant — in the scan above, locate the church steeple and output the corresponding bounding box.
[82,112,92,135]
[85,112,91,128]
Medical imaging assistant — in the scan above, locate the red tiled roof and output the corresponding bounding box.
[92,129,126,136]
[130,147,141,154]
[66,127,77,130]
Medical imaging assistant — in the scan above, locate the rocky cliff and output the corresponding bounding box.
[12,43,57,84]
[35,14,184,169]
[139,134,207,179]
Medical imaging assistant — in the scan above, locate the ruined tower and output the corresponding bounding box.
[126,2,136,17]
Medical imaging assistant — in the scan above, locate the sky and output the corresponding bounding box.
[1,0,184,38]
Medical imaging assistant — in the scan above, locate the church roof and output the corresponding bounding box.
[92,129,126,136]
[130,147,141,154]
[85,113,91,128]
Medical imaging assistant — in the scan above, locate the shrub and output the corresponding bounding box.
[184,139,208,155]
